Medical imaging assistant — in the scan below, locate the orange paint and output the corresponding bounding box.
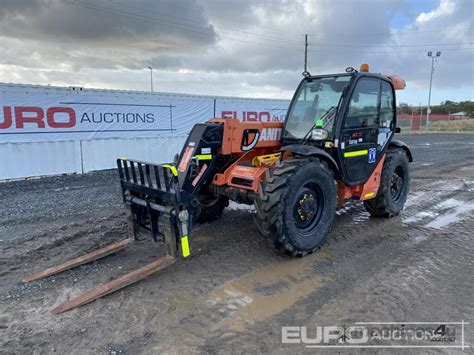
[178,146,194,172]
[337,153,386,206]
[210,118,282,155]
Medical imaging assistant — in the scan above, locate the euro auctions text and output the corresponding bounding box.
[282,322,470,349]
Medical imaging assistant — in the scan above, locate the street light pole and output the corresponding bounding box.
[147,66,153,93]
[426,51,441,131]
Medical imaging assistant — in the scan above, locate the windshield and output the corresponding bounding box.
[284,75,352,140]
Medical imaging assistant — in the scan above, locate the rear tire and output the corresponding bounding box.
[364,148,410,217]
[254,158,336,257]
[195,195,229,223]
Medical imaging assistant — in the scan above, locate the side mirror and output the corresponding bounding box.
[395,127,401,133]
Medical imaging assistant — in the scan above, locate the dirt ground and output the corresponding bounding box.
[0,133,473,354]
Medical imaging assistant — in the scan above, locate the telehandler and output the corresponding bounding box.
[24,64,412,313]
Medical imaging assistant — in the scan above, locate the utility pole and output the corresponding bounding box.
[147,66,154,92]
[304,34,308,75]
[426,51,441,131]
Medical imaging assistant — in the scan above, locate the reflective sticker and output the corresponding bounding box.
[344,149,368,158]
[364,191,375,199]
[201,147,211,154]
[195,154,212,160]
[181,235,190,257]
[162,164,178,176]
[341,142,345,149]
[368,148,376,163]
[192,164,208,186]
[119,156,127,160]
[178,146,194,172]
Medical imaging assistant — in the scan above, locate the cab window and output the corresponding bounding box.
[344,78,380,129]
[379,81,394,129]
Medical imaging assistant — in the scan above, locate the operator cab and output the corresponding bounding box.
[282,64,402,186]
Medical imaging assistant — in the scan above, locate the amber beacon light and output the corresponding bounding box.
[360,63,369,72]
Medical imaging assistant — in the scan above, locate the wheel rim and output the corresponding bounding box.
[390,166,405,202]
[292,182,324,233]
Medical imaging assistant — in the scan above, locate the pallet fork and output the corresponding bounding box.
[22,158,193,314]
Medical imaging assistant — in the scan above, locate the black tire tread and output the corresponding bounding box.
[363,148,410,218]
[254,158,335,257]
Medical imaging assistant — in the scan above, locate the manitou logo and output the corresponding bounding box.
[222,111,273,122]
[0,106,76,129]
[259,127,282,141]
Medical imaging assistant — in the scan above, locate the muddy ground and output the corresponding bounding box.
[0,133,473,354]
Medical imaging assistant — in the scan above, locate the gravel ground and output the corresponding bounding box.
[0,133,473,354]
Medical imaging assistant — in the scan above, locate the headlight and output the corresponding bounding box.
[311,128,328,141]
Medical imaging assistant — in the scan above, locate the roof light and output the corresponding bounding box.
[360,63,369,72]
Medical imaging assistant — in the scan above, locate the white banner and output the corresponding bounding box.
[0,84,290,143]
[216,97,289,122]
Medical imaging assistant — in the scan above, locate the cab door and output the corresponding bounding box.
[338,77,382,185]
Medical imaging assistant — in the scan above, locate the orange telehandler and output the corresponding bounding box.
[24,64,412,313]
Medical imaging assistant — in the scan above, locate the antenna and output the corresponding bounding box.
[302,34,310,77]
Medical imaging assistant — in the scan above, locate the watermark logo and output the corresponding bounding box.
[282,322,469,349]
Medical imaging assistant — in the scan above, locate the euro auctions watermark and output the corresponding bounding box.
[282,322,470,349]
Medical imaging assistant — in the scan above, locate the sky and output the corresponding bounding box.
[0,0,472,105]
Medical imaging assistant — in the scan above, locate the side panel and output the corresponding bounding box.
[210,119,283,155]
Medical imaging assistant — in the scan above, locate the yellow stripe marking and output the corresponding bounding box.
[195,154,213,161]
[181,235,190,257]
[344,149,368,158]
[162,164,178,176]
[119,156,127,160]
[364,192,375,199]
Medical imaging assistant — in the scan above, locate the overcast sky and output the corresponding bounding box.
[0,0,472,105]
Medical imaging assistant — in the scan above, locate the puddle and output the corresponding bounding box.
[426,180,466,192]
[404,197,474,230]
[403,211,439,224]
[208,252,329,332]
[405,191,432,207]
[227,201,254,211]
[424,201,474,229]
[406,180,467,208]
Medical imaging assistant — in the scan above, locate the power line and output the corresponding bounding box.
[109,0,301,38]
[308,42,474,48]
[68,0,473,53]
[107,0,304,46]
[306,24,472,38]
[306,46,474,54]
[141,0,472,40]
[68,0,305,51]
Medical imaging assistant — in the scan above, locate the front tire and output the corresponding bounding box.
[254,158,336,257]
[364,149,410,217]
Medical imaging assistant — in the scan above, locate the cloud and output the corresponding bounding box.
[0,0,216,70]
[0,0,472,104]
